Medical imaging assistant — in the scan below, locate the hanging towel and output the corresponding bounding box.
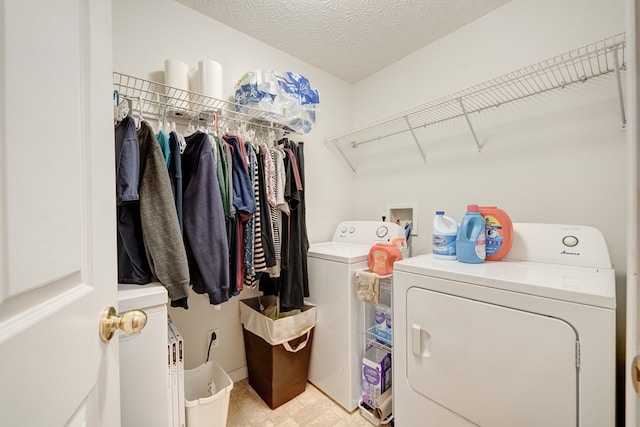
[355,270,380,305]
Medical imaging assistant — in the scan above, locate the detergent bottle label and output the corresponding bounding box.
[475,231,486,259]
[433,234,457,256]
[484,215,503,257]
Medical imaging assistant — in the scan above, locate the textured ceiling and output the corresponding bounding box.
[176,0,511,83]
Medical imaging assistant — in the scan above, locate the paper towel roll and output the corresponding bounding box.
[198,60,224,100]
[164,59,189,91]
[188,68,201,109]
[373,387,393,421]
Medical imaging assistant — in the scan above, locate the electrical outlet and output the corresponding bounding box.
[207,329,220,349]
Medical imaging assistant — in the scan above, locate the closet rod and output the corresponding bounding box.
[117,93,298,136]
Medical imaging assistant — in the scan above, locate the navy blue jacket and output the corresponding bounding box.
[182,132,230,305]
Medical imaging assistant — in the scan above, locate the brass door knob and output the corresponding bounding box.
[100,306,147,342]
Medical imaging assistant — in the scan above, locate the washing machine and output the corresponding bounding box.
[306,220,405,411]
[393,223,615,427]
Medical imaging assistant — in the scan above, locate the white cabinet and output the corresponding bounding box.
[118,283,171,427]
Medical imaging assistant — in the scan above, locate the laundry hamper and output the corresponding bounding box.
[184,361,233,427]
[240,296,316,409]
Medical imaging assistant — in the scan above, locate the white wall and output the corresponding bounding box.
[351,0,626,262]
[350,0,627,421]
[112,0,355,376]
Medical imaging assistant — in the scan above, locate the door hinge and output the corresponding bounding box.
[575,341,581,368]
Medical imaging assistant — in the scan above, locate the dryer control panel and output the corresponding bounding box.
[505,223,612,269]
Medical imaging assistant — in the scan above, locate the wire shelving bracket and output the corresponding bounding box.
[326,33,626,172]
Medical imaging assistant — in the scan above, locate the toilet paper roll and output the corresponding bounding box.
[198,60,224,100]
[164,59,189,91]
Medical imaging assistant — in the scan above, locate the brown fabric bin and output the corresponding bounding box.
[240,296,316,409]
[242,326,314,409]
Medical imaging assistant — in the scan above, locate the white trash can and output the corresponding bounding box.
[184,361,233,427]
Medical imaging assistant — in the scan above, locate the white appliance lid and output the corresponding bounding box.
[394,254,615,309]
[307,242,372,263]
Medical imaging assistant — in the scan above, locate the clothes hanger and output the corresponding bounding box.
[184,116,195,137]
[136,96,145,129]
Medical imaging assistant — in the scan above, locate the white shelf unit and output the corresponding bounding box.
[326,33,626,172]
[359,273,394,425]
[113,72,298,134]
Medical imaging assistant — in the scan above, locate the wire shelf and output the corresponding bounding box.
[113,72,296,133]
[366,326,392,353]
[326,33,626,153]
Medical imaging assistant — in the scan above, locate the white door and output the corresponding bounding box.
[407,286,578,427]
[0,0,118,425]
[628,1,640,426]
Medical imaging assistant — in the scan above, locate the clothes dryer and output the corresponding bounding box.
[306,221,404,411]
[393,223,615,427]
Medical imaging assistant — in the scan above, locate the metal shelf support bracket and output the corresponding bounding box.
[404,116,427,163]
[331,140,357,173]
[612,46,627,128]
[459,98,482,152]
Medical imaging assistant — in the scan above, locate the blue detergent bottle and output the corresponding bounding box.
[456,205,486,264]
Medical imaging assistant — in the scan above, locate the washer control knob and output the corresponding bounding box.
[349,226,355,233]
[341,226,347,233]
[376,226,389,238]
[562,235,579,247]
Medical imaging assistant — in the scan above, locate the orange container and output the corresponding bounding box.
[368,243,402,276]
[478,206,513,261]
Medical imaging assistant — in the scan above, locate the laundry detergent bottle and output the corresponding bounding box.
[478,206,513,261]
[432,211,458,260]
[456,205,486,264]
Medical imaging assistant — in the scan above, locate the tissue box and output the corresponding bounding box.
[362,347,392,407]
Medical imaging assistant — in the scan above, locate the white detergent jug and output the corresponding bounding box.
[433,211,458,260]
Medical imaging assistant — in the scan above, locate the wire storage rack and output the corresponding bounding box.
[113,72,297,133]
[326,33,626,172]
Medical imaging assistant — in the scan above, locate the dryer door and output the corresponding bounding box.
[407,285,577,427]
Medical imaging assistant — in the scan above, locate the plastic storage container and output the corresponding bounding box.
[432,211,458,260]
[184,361,233,427]
[456,205,486,264]
[368,243,403,276]
[478,206,513,261]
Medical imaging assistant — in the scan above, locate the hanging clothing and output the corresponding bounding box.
[182,131,230,305]
[168,131,183,233]
[156,129,171,168]
[259,139,309,310]
[224,134,256,217]
[292,141,310,298]
[115,116,152,285]
[257,146,276,269]
[213,135,232,221]
[223,134,256,295]
[243,142,258,286]
[137,121,190,305]
[243,143,270,289]
[278,140,309,310]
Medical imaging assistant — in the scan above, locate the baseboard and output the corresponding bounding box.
[227,365,248,383]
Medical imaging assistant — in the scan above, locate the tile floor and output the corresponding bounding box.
[227,379,379,427]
